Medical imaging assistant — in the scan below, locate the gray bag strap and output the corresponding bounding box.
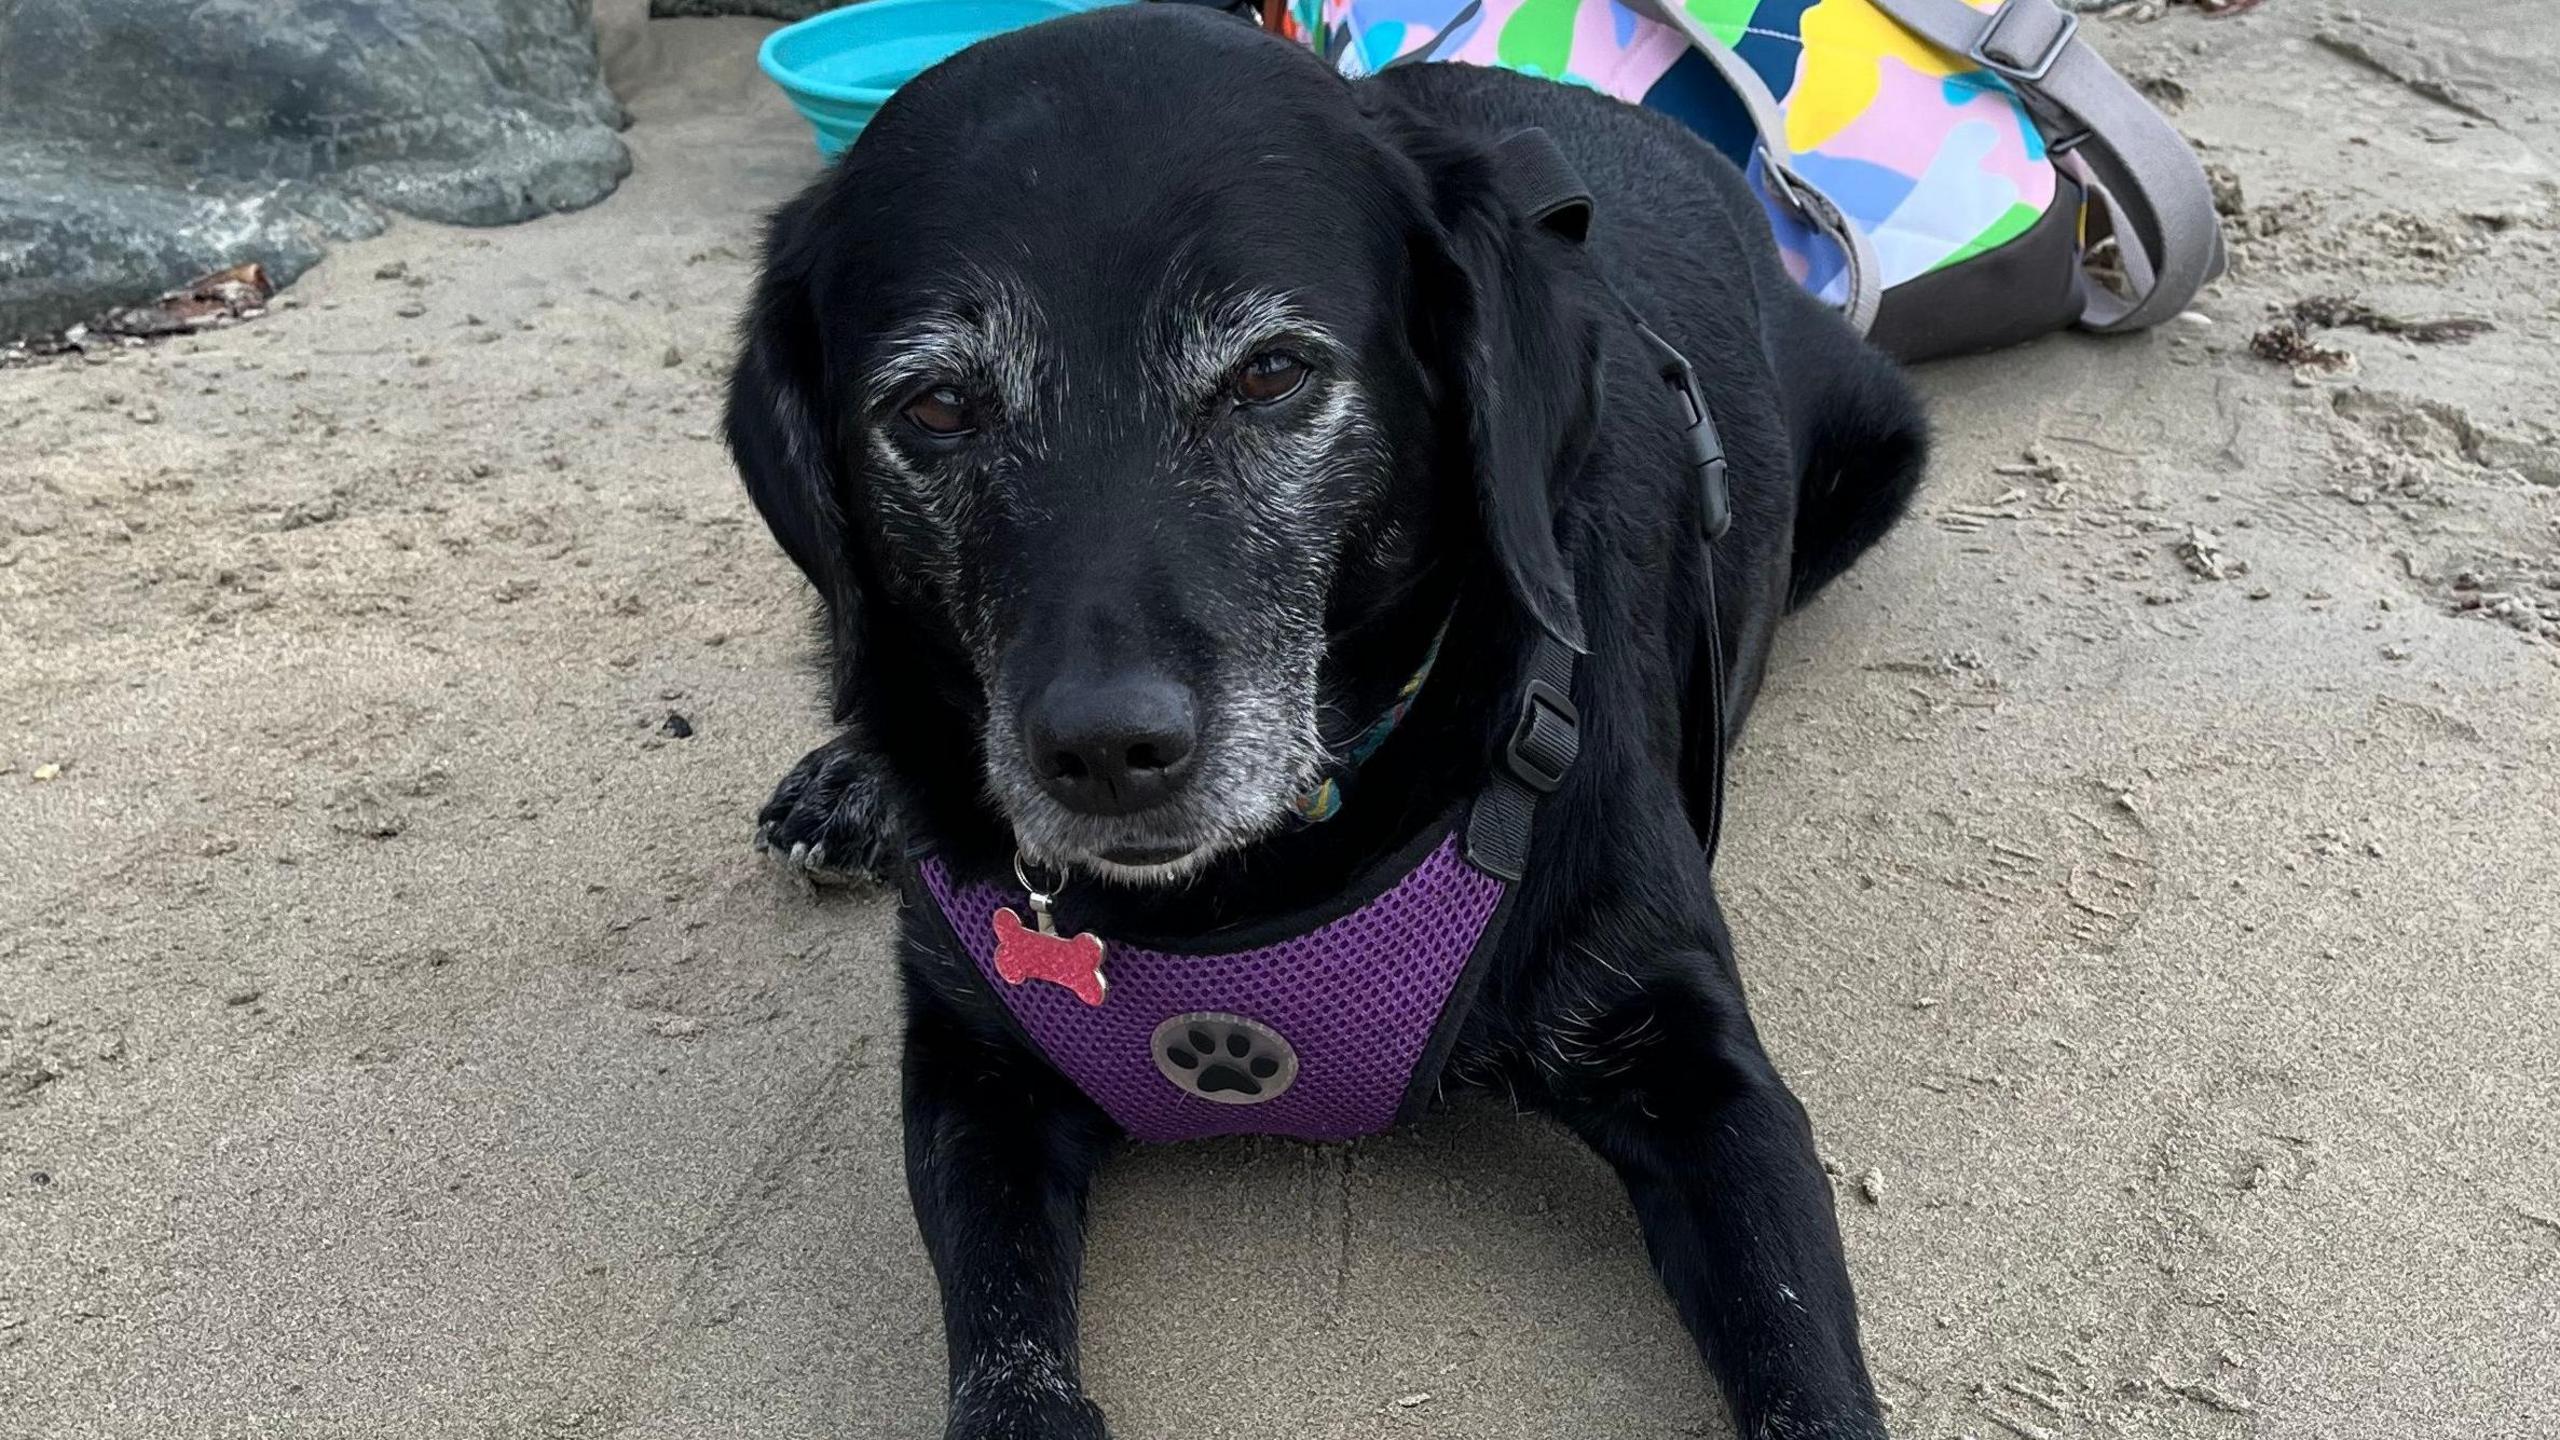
[1865,0,2227,331]
[1625,0,1884,335]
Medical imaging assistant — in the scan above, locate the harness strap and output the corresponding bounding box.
[1479,126,1735,876]
[1488,124,1595,241]
[1464,633,1579,883]
[1692,524,1730,871]
[1867,0,2228,331]
[1456,540,1727,882]
[1490,128,1733,547]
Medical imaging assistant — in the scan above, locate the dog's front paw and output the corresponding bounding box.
[754,732,899,884]
[946,1385,1109,1440]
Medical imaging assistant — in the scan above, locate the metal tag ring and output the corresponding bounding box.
[1012,851,1066,908]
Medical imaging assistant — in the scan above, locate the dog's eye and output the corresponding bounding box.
[903,386,976,437]
[1231,351,1309,408]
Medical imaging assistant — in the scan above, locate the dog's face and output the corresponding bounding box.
[731,8,1597,882]
[853,262,1400,881]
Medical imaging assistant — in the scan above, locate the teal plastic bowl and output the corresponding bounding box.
[761,0,1129,158]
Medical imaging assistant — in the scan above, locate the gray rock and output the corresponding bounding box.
[0,0,632,339]
[0,143,381,339]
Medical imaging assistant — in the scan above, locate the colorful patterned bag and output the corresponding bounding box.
[1269,0,2226,360]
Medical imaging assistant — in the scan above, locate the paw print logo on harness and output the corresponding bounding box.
[1151,1013,1298,1105]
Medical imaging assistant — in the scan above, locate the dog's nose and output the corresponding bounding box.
[1024,673,1201,815]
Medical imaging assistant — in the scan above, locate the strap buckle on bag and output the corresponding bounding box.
[1971,0,2077,84]
[1505,680,1580,793]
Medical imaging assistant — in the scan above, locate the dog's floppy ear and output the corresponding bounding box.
[1398,126,1600,653]
[729,189,845,596]
[727,189,865,674]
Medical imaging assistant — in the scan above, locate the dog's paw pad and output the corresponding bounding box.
[1152,1013,1296,1105]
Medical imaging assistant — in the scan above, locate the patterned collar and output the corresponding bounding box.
[1287,621,1449,825]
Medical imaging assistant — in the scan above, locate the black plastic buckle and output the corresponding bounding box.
[1971,0,2077,84]
[1504,680,1580,793]
[1632,320,1732,542]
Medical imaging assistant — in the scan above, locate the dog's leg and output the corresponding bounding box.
[1539,930,1884,1439]
[756,729,900,882]
[905,991,1118,1440]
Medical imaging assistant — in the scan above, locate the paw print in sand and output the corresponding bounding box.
[1151,1013,1297,1105]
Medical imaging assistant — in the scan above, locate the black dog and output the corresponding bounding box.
[730,9,1926,1437]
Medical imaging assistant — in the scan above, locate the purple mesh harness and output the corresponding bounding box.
[909,126,1734,1146]
[913,634,1579,1144]
[921,829,1507,1142]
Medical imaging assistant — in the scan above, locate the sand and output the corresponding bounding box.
[3,3,2556,1437]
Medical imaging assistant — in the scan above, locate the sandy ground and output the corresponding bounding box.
[4,4,2557,1437]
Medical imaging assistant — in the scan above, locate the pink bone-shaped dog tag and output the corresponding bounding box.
[992,907,1109,1007]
